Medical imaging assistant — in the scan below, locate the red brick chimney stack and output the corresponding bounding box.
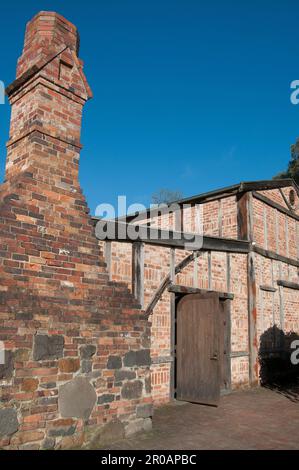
[16,12,80,78]
[0,14,151,451]
[5,11,92,186]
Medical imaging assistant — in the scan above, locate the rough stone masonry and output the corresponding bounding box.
[0,11,152,450]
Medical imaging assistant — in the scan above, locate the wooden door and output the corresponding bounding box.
[176,292,221,405]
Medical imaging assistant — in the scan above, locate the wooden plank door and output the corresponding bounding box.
[176,292,221,405]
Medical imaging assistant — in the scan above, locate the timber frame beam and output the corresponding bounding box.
[252,191,299,221]
[144,251,203,317]
[253,245,299,268]
[277,280,299,291]
[93,218,250,253]
[236,190,258,386]
[168,284,234,300]
[95,217,299,266]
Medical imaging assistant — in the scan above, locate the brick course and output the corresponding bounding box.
[0,11,152,450]
[108,187,299,403]
[1,10,299,450]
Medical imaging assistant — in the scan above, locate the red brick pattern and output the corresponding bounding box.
[0,12,151,450]
[109,187,299,403]
[1,10,299,450]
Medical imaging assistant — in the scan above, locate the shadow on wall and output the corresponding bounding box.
[259,325,299,402]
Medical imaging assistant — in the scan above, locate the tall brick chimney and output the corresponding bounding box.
[5,11,92,186]
[0,12,151,450]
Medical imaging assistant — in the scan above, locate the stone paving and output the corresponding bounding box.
[103,387,299,450]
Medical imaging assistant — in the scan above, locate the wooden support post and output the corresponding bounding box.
[170,291,176,400]
[271,260,275,326]
[279,284,285,332]
[260,257,264,333]
[169,248,176,400]
[175,206,184,232]
[252,191,299,221]
[278,263,285,332]
[193,254,198,288]
[226,253,231,292]
[208,251,212,290]
[247,192,254,241]
[275,211,279,253]
[279,187,293,212]
[238,190,259,385]
[285,215,289,259]
[218,199,223,237]
[247,251,258,385]
[237,192,253,241]
[170,248,175,283]
[104,241,112,281]
[263,207,268,250]
[132,242,145,309]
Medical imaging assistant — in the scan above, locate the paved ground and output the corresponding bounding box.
[105,387,299,450]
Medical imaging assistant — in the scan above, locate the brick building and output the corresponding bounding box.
[102,179,299,405]
[0,11,299,449]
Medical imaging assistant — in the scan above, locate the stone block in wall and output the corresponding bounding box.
[58,377,96,420]
[80,345,96,359]
[107,355,122,369]
[97,394,115,404]
[121,380,143,399]
[48,425,76,438]
[81,360,92,373]
[0,408,19,437]
[115,370,136,382]
[123,349,151,367]
[33,335,64,361]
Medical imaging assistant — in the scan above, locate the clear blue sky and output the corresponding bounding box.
[0,0,298,214]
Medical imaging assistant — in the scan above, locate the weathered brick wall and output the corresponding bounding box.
[253,189,299,258]
[252,187,299,383]
[1,11,298,450]
[0,12,152,450]
[229,254,250,387]
[106,186,299,401]
[101,242,173,404]
[255,253,299,382]
[259,188,299,215]
[135,195,238,238]
[105,238,250,403]
[284,287,299,332]
[255,254,299,332]
[144,246,173,404]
